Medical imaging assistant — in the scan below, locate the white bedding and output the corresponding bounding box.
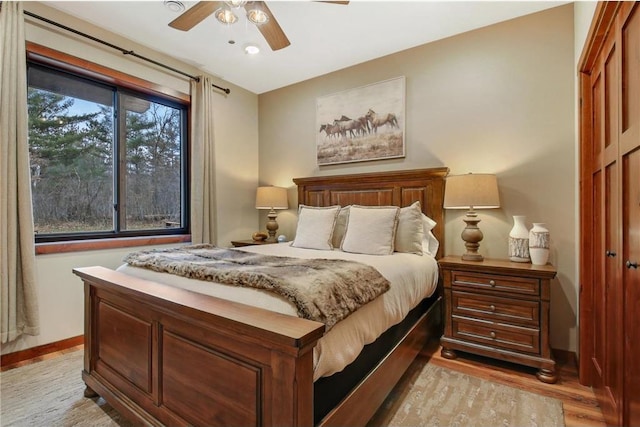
[116,243,439,380]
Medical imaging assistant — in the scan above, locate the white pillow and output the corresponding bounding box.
[421,214,440,256]
[394,201,424,255]
[422,213,437,232]
[332,205,351,249]
[291,205,340,250]
[341,205,400,255]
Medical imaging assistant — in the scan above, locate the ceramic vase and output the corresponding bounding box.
[508,215,530,262]
[529,223,550,265]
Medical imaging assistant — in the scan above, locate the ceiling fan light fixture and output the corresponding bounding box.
[225,0,247,8]
[246,8,269,25]
[214,7,238,24]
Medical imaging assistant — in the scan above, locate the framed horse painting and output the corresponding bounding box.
[316,76,405,166]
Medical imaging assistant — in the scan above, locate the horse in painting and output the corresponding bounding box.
[333,118,365,138]
[319,123,342,139]
[365,109,399,133]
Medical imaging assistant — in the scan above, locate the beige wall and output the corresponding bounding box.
[3,3,260,355]
[258,4,579,351]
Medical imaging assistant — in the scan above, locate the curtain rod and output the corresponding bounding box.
[23,10,231,95]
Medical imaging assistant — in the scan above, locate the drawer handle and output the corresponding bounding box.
[490,331,496,339]
[606,250,617,257]
[627,261,639,269]
[489,305,496,312]
[489,280,496,287]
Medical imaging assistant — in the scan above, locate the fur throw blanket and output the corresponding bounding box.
[123,244,390,330]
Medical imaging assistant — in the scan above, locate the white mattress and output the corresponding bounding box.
[116,243,439,380]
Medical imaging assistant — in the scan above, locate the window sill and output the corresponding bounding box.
[35,235,192,255]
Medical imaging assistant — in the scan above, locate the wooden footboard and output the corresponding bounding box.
[74,266,325,427]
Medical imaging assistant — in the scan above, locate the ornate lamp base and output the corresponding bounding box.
[461,209,484,261]
[265,209,279,243]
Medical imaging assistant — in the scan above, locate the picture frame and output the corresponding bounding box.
[316,76,405,166]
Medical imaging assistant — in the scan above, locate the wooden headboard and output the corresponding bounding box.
[293,167,449,259]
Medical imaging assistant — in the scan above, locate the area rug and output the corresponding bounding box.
[370,354,565,427]
[1,349,564,426]
[0,350,132,427]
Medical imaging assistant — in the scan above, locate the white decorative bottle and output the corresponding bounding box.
[509,215,530,262]
[529,223,550,265]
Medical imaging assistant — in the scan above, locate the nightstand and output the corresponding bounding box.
[438,256,558,383]
[230,239,278,247]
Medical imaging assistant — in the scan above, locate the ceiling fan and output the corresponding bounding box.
[168,1,349,51]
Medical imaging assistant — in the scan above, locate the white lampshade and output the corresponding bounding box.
[255,186,288,210]
[444,173,500,209]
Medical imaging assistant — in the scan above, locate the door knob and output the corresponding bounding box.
[627,260,638,269]
[606,250,617,257]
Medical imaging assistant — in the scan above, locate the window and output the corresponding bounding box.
[27,63,189,242]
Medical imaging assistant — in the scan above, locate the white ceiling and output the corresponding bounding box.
[44,1,569,94]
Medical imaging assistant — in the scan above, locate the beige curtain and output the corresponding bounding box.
[190,76,217,244]
[0,1,40,343]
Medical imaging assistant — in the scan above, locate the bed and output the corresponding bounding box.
[73,167,448,427]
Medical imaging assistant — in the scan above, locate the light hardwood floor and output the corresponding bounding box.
[3,340,605,427]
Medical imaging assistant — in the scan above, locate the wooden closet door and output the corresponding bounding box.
[580,3,640,426]
[591,25,623,426]
[623,149,640,425]
[620,3,640,426]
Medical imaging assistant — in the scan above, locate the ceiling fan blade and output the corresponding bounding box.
[169,1,223,31]
[245,2,291,51]
[317,1,350,4]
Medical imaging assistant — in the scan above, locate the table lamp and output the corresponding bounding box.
[255,186,288,242]
[444,173,500,261]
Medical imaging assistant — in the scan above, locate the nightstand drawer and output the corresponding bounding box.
[452,291,540,327]
[452,316,540,354]
[450,271,540,296]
